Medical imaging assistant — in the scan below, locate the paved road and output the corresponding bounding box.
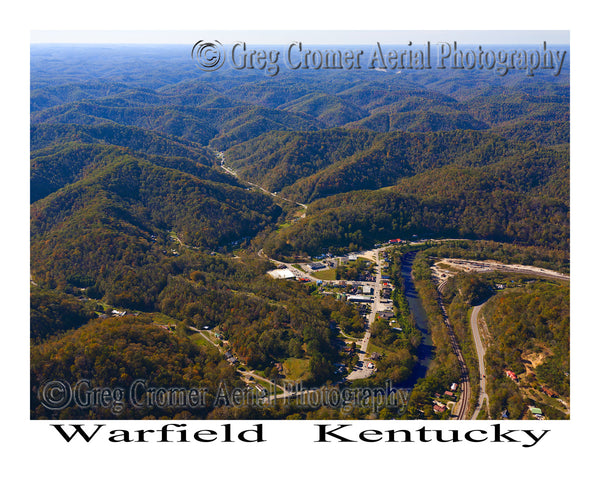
[346,248,387,380]
[470,303,490,419]
[438,258,569,282]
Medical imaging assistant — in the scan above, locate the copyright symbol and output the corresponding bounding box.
[191,40,225,71]
[39,380,72,410]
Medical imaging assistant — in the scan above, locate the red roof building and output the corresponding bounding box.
[541,386,558,397]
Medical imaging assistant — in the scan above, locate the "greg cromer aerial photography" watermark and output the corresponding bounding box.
[191,40,568,77]
[38,378,411,415]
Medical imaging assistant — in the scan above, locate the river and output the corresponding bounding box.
[398,250,434,387]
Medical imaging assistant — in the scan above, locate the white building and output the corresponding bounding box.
[267,269,296,280]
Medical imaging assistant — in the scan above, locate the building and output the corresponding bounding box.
[267,268,296,280]
[444,391,457,400]
[541,386,559,398]
[347,295,373,303]
[309,263,326,270]
[224,351,238,364]
[529,406,543,417]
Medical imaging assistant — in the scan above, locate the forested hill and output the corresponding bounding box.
[31,123,215,162]
[31,45,569,149]
[31,151,281,295]
[30,127,243,203]
[225,128,568,203]
[262,142,568,259]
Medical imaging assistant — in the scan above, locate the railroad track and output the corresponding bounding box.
[436,290,471,420]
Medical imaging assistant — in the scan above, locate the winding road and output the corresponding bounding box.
[217,150,307,217]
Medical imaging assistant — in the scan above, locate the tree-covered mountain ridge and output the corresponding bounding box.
[224,127,568,203]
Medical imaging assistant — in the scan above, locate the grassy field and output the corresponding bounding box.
[311,268,337,281]
[366,341,397,358]
[149,312,180,323]
[276,221,293,231]
[189,332,219,350]
[283,357,311,381]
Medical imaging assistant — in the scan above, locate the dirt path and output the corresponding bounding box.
[470,303,491,420]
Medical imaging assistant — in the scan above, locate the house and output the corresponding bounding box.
[433,404,446,413]
[505,370,518,381]
[224,351,238,364]
[541,386,559,398]
[529,406,543,418]
[450,383,458,391]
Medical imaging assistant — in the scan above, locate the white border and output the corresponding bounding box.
[5,0,598,477]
